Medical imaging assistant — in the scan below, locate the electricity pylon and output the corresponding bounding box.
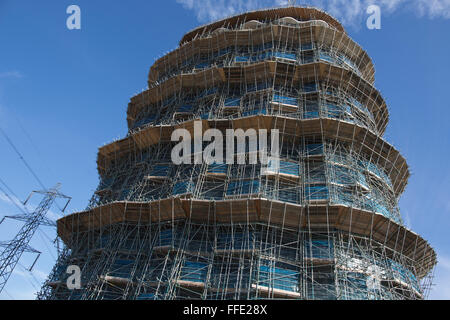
[0,184,71,294]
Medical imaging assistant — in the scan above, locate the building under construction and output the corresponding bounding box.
[39,7,436,300]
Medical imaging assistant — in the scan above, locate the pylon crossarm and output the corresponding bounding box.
[0,214,56,227]
[0,184,68,293]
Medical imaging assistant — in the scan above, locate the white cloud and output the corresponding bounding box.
[416,0,450,19]
[12,268,48,282]
[176,0,450,26]
[403,209,413,230]
[0,288,37,300]
[43,208,60,222]
[177,0,285,22]
[0,71,23,79]
[0,192,22,207]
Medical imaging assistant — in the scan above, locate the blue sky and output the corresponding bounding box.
[0,0,448,299]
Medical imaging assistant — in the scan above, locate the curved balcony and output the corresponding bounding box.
[129,61,388,135]
[149,22,374,86]
[97,117,409,196]
[56,198,436,281]
[180,7,345,44]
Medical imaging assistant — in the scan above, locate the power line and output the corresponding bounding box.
[0,178,28,215]
[0,127,47,191]
[17,262,40,292]
[0,127,66,213]
[10,111,56,181]
[37,228,56,261]
[0,176,24,205]
[0,127,71,297]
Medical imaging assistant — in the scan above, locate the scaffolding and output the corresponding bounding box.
[39,7,436,300]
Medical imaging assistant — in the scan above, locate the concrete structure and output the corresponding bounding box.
[39,7,436,300]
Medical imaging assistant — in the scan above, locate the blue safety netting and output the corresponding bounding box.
[224,97,241,107]
[235,56,250,63]
[333,188,354,207]
[207,163,228,174]
[325,103,352,119]
[305,185,329,200]
[216,232,254,250]
[306,279,336,300]
[118,189,130,201]
[329,165,354,185]
[340,55,361,76]
[258,260,299,293]
[133,113,158,129]
[218,47,231,56]
[319,52,335,63]
[136,293,155,300]
[246,82,270,92]
[181,58,193,67]
[200,113,210,119]
[162,95,177,107]
[304,239,334,259]
[69,291,83,300]
[158,229,175,247]
[226,180,260,196]
[172,181,194,196]
[272,94,298,106]
[302,54,315,64]
[303,82,317,93]
[150,164,170,177]
[198,87,218,99]
[202,186,225,200]
[361,195,397,221]
[279,160,300,176]
[278,186,299,204]
[109,259,134,278]
[273,51,297,61]
[390,260,420,292]
[304,102,319,119]
[304,144,323,156]
[341,272,368,300]
[301,43,314,50]
[195,62,209,69]
[176,105,193,113]
[328,165,368,189]
[360,160,393,188]
[356,171,369,189]
[179,261,208,283]
[348,97,372,120]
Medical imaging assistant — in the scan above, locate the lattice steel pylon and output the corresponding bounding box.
[0,183,71,294]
